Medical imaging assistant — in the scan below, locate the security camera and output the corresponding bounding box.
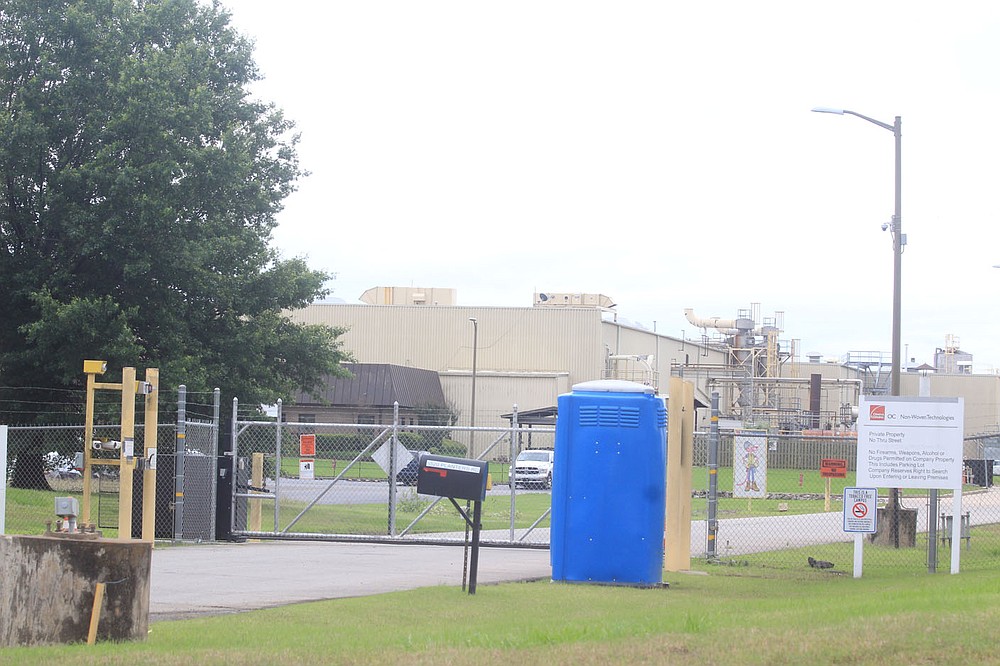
[881,222,889,231]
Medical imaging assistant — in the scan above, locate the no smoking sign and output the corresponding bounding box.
[843,487,878,533]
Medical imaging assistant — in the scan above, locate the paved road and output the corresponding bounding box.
[151,487,1000,621]
[690,486,1000,557]
[150,541,551,622]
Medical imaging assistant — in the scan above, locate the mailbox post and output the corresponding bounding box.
[416,453,489,594]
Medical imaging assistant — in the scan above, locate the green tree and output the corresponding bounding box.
[0,0,349,482]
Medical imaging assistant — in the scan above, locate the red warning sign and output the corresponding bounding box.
[299,433,316,457]
[820,458,848,479]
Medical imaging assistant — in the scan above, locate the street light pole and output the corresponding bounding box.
[813,107,906,395]
[813,107,904,548]
[462,317,479,592]
[812,107,903,396]
[468,317,478,448]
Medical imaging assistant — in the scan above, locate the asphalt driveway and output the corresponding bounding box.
[150,540,551,621]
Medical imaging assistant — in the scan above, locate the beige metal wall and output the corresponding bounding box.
[292,304,605,426]
[899,372,1000,436]
[290,303,1000,437]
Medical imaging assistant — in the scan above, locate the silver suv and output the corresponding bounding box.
[512,449,554,489]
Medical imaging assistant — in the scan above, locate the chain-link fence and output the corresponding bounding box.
[2,386,218,541]
[691,432,1000,574]
[5,400,998,576]
[2,423,179,538]
[230,401,554,547]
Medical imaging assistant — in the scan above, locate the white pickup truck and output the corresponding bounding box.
[512,449,554,489]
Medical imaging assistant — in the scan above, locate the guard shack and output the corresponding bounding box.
[550,380,667,586]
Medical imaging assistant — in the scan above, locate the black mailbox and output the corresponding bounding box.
[416,453,488,501]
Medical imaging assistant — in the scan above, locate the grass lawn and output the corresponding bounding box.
[252,492,553,535]
[3,564,1000,665]
[6,467,991,537]
[277,458,513,484]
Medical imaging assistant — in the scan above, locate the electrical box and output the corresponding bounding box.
[54,497,79,518]
[83,359,107,374]
[416,454,489,502]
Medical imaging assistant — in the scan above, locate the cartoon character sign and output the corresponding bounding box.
[733,432,767,498]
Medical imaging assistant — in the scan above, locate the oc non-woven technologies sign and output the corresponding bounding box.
[857,396,964,490]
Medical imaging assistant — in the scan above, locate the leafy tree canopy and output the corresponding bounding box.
[0,0,350,423]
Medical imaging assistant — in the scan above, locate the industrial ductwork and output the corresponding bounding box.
[683,308,753,335]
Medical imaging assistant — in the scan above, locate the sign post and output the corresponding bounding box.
[843,486,878,578]
[820,458,847,511]
[857,396,964,573]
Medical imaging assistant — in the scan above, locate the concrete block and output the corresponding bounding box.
[0,535,151,647]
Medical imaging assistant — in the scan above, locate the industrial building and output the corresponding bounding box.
[287,288,1000,456]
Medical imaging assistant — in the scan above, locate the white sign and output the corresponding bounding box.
[733,432,767,498]
[857,396,964,489]
[299,459,315,480]
[372,439,413,477]
[424,459,480,474]
[147,448,157,471]
[843,487,878,533]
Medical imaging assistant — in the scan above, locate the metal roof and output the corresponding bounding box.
[294,363,447,409]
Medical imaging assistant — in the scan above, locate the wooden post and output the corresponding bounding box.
[118,367,137,539]
[141,368,159,542]
[87,583,106,645]
[665,377,694,571]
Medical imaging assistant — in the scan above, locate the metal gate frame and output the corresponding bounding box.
[229,399,553,548]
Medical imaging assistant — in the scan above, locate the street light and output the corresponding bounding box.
[468,318,478,448]
[814,106,904,548]
[463,317,479,591]
[812,107,903,397]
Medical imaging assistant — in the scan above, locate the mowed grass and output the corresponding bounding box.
[3,566,1000,665]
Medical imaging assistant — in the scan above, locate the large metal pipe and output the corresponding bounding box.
[683,308,740,334]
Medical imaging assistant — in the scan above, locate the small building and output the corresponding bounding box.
[285,363,449,427]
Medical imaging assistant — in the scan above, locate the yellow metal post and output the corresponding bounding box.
[118,367,137,539]
[665,377,694,571]
[141,368,159,542]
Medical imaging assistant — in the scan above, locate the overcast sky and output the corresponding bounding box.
[223,1,1000,371]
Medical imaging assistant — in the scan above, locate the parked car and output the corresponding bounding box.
[396,450,431,485]
[512,449,554,489]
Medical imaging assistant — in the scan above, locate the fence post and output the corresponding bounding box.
[388,402,399,537]
[211,387,220,540]
[0,425,7,535]
[174,386,186,541]
[274,398,282,532]
[509,404,518,542]
[229,397,238,540]
[707,391,719,559]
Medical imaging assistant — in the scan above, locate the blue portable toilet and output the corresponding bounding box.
[550,380,667,586]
